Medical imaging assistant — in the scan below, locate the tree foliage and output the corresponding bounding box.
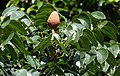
[0,0,120,76]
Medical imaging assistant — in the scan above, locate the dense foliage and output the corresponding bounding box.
[0,0,120,76]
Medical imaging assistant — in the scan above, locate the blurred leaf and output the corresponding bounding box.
[114,66,120,76]
[97,48,108,64]
[34,35,52,52]
[101,27,117,41]
[10,11,25,20]
[2,33,14,46]
[15,69,27,76]
[36,1,43,9]
[84,29,98,47]
[4,44,17,60]
[74,30,81,42]
[101,22,118,41]
[9,20,26,35]
[91,11,106,19]
[79,36,91,51]
[97,20,108,29]
[11,33,30,54]
[1,20,11,29]
[2,7,19,19]
[35,4,54,26]
[72,12,91,28]
[26,55,36,68]
[56,65,65,75]
[107,51,117,66]
[93,29,104,45]
[84,53,96,65]
[64,34,73,47]
[54,37,68,54]
[109,44,120,58]
[1,20,26,35]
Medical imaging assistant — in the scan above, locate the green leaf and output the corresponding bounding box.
[72,12,91,28]
[10,11,25,20]
[97,20,108,29]
[9,20,26,35]
[91,11,106,19]
[101,22,118,41]
[107,51,117,66]
[97,48,108,64]
[33,35,52,52]
[84,29,98,47]
[54,38,68,55]
[79,36,91,51]
[64,34,73,47]
[1,20,11,29]
[35,4,54,26]
[93,29,104,45]
[1,20,26,35]
[101,27,117,41]
[102,21,118,34]
[26,55,36,68]
[11,33,30,54]
[4,44,17,60]
[74,30,81,42]
[56,65,65,75]
[109,44,120,58]
[84,53,96,65]
[2,7,19,19]
[15,69,27,76]
[2,33,14,46]
[114,66,120,76]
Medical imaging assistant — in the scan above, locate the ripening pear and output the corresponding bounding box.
[47,11,60,30]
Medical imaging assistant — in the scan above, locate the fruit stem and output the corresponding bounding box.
[51,29,55,34]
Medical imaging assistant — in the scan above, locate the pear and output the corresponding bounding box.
[47,11,60,30]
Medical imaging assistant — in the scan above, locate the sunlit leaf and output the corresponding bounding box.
[91,11,106,19]
[97,48,108,64]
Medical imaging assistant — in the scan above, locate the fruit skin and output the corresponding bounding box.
[47,11,60,29]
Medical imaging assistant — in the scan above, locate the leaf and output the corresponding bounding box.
[10,11,25,20]
[97,48,108,64]
[15,69,27,76]
[102,21,118,34]
[79,36,91,51]
[11,33,30,54]
[2,33,14,46]
[114,66,120,76]
[64,34,73,47]
[84,29,98,47]
[109,44,120,58]
[35,4,54,26]
[97,20,108,29]
[72,12,91,28]
[56,65,65,75]
[4,44,17,60]
[101,27,117,41]
[26,55,36,68]
[84,53,96,65]
[33,35,52,52]
[93,29,104,45]
[54,38,68,55]
[1,20,26,35]
[9,20,26,35]
[101,22,118,41]
[91,11,106,19]
[32,71,39,76]
[74,30,81,42]
[106,51,117,66]
[2,7,19,19]
[1,20,11,29]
